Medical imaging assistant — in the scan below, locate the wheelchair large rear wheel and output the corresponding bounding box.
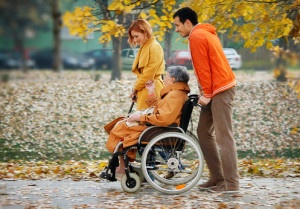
[141,132,204,195]
[186,130,199,143]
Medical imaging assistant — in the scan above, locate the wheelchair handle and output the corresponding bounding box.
[128,95,137,114]
[128,102,135,114]
[188,94,202,107]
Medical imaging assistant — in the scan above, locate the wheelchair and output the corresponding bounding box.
[100,94,204,195]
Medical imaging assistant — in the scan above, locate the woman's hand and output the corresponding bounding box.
[127,112,141,122]
[130,90,137,102]
[145,80,155,94]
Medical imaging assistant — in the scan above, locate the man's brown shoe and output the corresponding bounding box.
[198,179,224,190]
[209,181,239,193]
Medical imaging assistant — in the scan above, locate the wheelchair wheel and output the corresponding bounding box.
[186,130,199,143]
[121,173,141,193]
[141,132,204,195]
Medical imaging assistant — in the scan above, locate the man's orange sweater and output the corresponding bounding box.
[189,23,236,98]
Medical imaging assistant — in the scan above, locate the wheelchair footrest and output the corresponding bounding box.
[99,168,117,182]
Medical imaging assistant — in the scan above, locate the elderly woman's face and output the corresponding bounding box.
[163,72,175,86]
[131,30,147,46]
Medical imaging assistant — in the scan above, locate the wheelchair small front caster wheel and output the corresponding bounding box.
[121,173,141,193]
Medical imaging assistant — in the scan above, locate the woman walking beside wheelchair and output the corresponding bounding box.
[128,19,165,110]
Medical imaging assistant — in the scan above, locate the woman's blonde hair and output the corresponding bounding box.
[128,19,153,47]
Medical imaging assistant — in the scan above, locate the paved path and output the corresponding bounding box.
[1,177,299,209]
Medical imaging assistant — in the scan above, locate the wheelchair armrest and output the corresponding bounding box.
[145,122,153,126]
[145,122,178,127]
[168,123,178,127]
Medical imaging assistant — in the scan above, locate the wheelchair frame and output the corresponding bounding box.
[100,94,204,195]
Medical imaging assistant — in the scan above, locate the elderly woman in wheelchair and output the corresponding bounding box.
[101,65,204,194]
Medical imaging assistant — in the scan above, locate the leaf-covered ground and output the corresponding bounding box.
[0,70,299,181]
[1,177,299,209]
[0,158,299,180]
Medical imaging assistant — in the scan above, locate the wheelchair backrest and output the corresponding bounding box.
[179,94,199,132]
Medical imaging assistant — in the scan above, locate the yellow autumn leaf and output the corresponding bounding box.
[265,41,273,49]
[140,12,147,19]
[102,24,111,33]
[161,16,168,21]
[149,9,156,16]
[166,22,173,29]
[108,1,123,11]
[76,169,85,173]
[99,162,108,169]
[290,127,298,135]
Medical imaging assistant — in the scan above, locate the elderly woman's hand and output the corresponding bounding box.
[145,80,155,94]
[127,111,141,122]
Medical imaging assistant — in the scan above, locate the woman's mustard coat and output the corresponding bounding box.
[132,36,165,110]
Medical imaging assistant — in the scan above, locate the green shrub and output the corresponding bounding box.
[1,73,10,82]
[242,60,274,71]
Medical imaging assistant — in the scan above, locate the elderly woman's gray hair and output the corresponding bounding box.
[167,65,190,83]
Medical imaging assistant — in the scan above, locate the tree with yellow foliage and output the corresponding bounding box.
[63,0,300,81]
[185,0,300,81]
[63,0,176,80]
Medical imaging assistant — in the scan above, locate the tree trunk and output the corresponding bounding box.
[13,28,28,73]
[110,11,124,81]
[111,37,122,80]
[10,1,28,73]
[51,0,62,72]
[275,37,288,82]
[164,30,172,61]
[275,3,300,82]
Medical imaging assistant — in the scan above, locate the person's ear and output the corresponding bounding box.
[171,77,176,83]
[186,19,192,27]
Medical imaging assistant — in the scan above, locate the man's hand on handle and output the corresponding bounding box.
[198,95,211,106]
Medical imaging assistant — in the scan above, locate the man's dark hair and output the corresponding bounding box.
[173,7,198,26]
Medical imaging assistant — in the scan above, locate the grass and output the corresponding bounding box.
[0,134,299,162]
[0,138,111,162]
[237,148,300,159]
